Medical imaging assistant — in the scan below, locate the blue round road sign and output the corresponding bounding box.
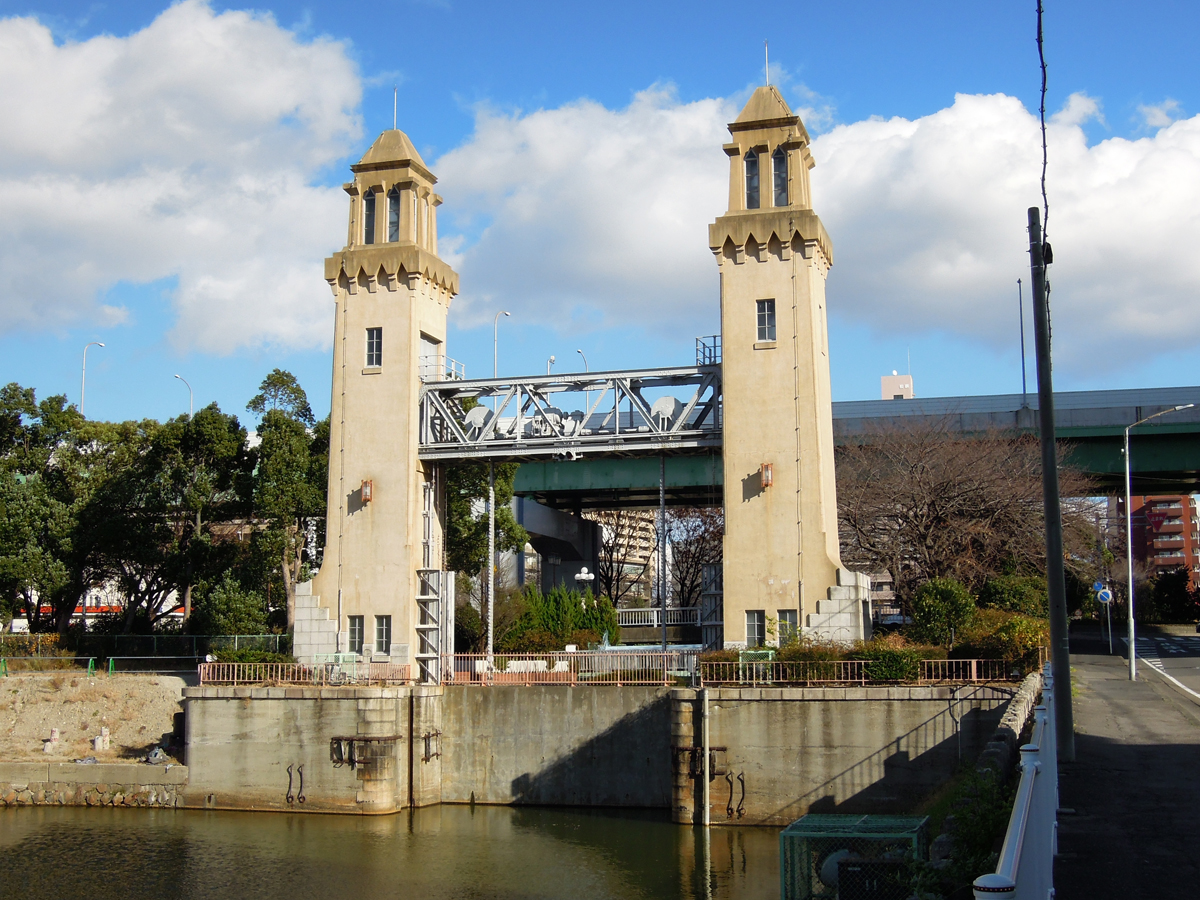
[1097,588,1113,604]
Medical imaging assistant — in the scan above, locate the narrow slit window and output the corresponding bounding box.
[363,191,376,245]
[387,188,400,242]
[772,147,788,207]
[366,327,383,367]
[412,193,419,240]
[744,151,760,209]
[375,615,392,655]
[756,299,776,342]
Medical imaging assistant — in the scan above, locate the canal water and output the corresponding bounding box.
[0,805,780,899]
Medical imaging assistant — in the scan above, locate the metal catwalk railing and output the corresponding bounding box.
[418,365,722,461]
[440,651,699,685]
[973,663,1057,900]
[616,607,701,628]
[698,657,1017,686]
[198,661,411,686]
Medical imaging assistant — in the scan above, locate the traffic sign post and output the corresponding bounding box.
[1097,587,1114,654]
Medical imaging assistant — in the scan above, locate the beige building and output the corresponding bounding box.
[295,130,458,678]
[881,372,915,400]
[710,86,870,647]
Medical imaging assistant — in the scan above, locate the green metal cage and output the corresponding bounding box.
[780,814,929,900]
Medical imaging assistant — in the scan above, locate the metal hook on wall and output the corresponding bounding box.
[725,772,734,818]
[736,772,746,818]
[297,765,306,804]
[286,764,295,805]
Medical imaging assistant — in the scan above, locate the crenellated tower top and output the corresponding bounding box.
[709,86,832,267]
[324,129,459,298]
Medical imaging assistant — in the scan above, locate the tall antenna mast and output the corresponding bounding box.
[764,41,769,85]
[393,85,397,130]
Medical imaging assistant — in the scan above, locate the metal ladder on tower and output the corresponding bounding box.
[415,478,441,684]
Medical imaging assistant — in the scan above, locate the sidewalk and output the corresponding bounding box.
[1055,636,1200,899]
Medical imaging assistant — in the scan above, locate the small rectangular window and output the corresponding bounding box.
[375,615,392,655]
[348,616,364,655]
[778,609,798,644]
[746,611,766,648]
[363,191,376,245]
[756,299,776,342]
[366,327,383,368]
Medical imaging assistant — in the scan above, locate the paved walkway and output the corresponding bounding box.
[1056,633,1200,899]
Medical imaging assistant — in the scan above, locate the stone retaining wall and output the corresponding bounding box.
[0,762,187,808]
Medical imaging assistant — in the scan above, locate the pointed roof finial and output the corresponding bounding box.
[765,41,769,86]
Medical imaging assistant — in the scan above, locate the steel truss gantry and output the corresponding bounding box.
[418,365,722,462]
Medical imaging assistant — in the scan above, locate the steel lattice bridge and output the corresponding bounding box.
[418,365,722,462]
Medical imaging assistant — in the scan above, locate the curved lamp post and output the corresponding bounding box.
[81,342,105,418]
[174,374,194,419]
[1125,403,1194,680]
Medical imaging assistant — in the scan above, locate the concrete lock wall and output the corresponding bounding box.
[439,686,673,807]
[182,683,1015,820]
[669,685,1014,827]
[182,685,444,814]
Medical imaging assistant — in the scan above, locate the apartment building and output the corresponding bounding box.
[1112,494,1200,589]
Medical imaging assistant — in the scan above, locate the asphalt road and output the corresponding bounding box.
[1055,636,1200,899]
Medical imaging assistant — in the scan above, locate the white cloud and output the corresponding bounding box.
[0,1,361,353]
[435,87,734,332]
[812,91,1200,374]
[439,88,1200,378]
[1138,98,1181,130]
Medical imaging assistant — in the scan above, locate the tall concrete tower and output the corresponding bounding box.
[710,87,870,647]
[296,130,459,675]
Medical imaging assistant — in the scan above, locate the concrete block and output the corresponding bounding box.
[0,762,49,783]
[761,688,784,701]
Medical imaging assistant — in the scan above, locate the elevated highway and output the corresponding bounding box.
[486,384,1200,508]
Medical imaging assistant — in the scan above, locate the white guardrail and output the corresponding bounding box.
[973,663,1058,900]
[616,607,701,628]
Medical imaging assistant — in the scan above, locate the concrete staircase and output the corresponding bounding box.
[804,569,872,643]
[293,581,337,663]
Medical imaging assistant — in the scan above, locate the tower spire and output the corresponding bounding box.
[764,41,769,86]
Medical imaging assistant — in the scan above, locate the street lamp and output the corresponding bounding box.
[1124,403,1194,680]
[174,374,194,419]
[547,355,556,375]
[81,342,105,418]
[493,310,510,379]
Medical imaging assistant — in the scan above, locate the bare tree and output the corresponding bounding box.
[668,507,724,606]
[590,509,654,607]
[836,419,1095,608]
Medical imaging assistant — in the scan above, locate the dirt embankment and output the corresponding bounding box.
[0,673,186,762]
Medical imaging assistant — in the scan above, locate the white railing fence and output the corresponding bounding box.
[616,607,701,628]
[973,663,1058,900]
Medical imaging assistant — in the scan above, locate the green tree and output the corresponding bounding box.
[246,371,327,630]
[189,571,268,635]
[912,577,976,646]
[86,405,252,632]
[247,368,315,426]
[499,584,621,651]
[978,574,1048,617]
[444,461,528,576]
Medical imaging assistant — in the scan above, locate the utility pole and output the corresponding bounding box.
[1027,206,1074,761]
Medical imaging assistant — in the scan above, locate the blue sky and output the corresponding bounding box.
[1,0,1198,424]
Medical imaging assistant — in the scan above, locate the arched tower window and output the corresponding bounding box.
[363,190,376,245]
[772,147,788,207]
[744,151,760,210]
[387,188,400,242]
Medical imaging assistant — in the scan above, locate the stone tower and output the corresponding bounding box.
[710,87,870,647]
[296,129,459,676]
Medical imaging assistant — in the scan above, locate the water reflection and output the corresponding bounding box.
[0,805,779,900]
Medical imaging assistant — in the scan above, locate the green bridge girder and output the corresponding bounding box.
[512,424,1199,508]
